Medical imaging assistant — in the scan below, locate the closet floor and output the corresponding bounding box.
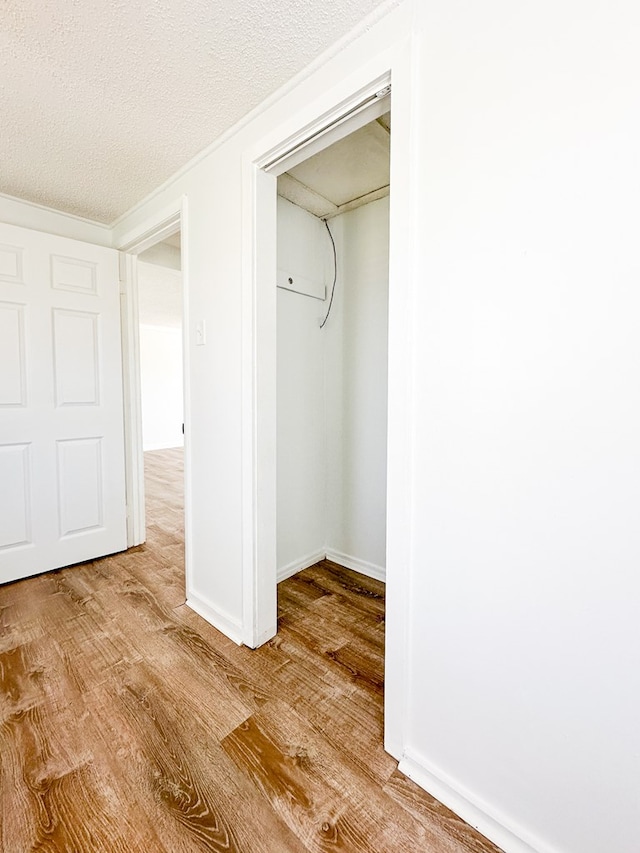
[0,448,502,853]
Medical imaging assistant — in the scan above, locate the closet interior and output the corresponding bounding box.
[276,109,391,586]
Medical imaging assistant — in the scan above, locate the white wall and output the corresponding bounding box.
[113,2,640,852]
[276,196,389,581]
[402,3,640,853]
[138,261,183,451]
[139,325,184,450]
[325,197,389,577]
[276,198,328,575]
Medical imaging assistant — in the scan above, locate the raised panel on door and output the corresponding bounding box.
[0,302,26,407]
[57,438,104,537]
[51,255,97,294]
[0,244,24,284]
[0,443,32,551]
[53,309,100,406]
[0,222,126,585]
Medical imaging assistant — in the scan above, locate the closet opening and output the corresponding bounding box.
[275,107,391,622]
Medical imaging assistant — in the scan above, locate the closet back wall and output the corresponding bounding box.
[325,197,389,580]
[276,195,389,581]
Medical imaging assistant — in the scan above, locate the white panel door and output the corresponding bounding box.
[0,223,127,584]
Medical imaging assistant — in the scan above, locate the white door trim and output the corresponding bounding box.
[118,251,145,546]
[241,32,418,761]
[115,197,188,562]
[116,200,183,255]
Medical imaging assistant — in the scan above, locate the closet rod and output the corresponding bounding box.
[261,84,391,174]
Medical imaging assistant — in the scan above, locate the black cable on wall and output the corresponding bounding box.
[320,218,337,329]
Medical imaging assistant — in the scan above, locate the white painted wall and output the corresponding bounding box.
[401,4,640,853]
[139,325,184,450]
[325,197,389,577]
[276,196,389,581]
[138,261,183,328]
[113,2,640,852]
[137,261,183,451]
[276,198,328,575]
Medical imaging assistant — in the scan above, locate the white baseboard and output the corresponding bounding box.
[277,548,386,584]
[277,549,326,583]
[185,592,244,646]
[399,748,555,853]
[324,547,386,583]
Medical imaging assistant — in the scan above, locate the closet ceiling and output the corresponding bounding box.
[163,231,181,250]
[278,114,391,218]
[0,0,398,224]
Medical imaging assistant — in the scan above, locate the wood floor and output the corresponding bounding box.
[0,448,502,853]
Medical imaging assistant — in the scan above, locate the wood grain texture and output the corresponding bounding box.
[0,448,504,853]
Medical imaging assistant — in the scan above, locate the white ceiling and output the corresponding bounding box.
[0,0,396,225]
[163,231,181,250]
[138,239,181,270]
[278,114,390,218]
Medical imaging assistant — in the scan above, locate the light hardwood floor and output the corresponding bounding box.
[0,448,503,852]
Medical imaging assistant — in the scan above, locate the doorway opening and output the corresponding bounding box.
[118,203,188,609]
[244,76,397,647]
[245,62,415,757]
[136,230,185,599]
[275,109,391,597]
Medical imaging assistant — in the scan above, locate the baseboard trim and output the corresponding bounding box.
[277,549,326,583]
[399,749,554,853]
[324,548,386,583]
[185,593,244,646]
[277,548,386,585]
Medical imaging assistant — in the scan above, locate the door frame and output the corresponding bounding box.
[115,198,190,579]
[241,35,419,758]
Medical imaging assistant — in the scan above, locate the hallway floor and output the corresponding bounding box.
[0,448,502,852]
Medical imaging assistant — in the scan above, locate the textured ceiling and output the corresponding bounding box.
[0,0,395,224]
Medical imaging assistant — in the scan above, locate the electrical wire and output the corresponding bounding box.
[320,218,337,329]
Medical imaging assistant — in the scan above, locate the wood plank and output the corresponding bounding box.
[0,643,47,722]
[306,560,385,611]
[384,769,505,853]
[97,666,303,853]
[277,572,331,616]
[222,699,430,852]
[308,589,385,654]
[1,702,164,853]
